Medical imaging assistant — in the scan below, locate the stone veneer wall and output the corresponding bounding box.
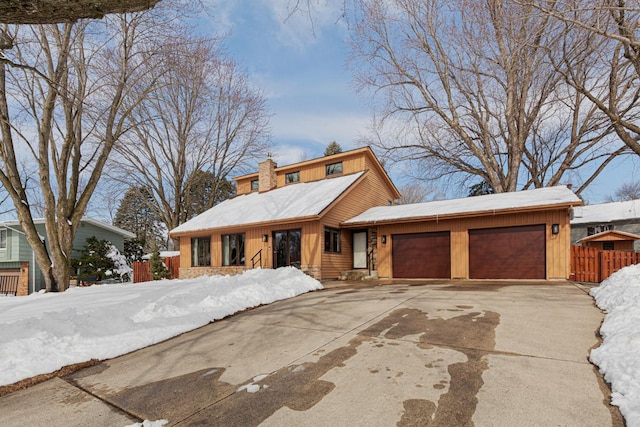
[179,266,249,279]
[300,265,321,280]
[17,261,29,296]
[258,159,277,192]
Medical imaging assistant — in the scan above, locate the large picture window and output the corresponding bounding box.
[223,233,245,266]
[191,237,211,267]
[0,229,6,249]
[324,227,341,253]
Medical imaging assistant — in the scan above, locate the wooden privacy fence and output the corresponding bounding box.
[571,245,640,283]
[133,256,180,283]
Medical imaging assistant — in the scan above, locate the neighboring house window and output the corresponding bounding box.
[251,180,259,191]
[0,229,6,249]
[223,233,245,266]
[603,242,615,250]
[587,224,614,236]
[326,162,343,176]
[324,227,341,253]
[285,171,300,184]
[191,237,211,267]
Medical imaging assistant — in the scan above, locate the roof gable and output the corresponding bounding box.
[171,172,365,235]
[578,230,640,243]
[344,186,581,225]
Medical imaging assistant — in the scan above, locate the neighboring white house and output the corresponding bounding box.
[571,199,640,250]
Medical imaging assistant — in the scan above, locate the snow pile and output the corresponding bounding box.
[590,265,640,426]
[0,267,322,387]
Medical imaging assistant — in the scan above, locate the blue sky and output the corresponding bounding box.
[200,0,638,203]
[202,1,368,165]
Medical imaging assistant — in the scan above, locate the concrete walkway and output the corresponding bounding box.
[0,282,623,426]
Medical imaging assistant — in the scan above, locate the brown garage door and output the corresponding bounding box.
[469,225,546,279]
[392,232,450,278]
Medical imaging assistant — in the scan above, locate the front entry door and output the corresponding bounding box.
[353,231,367,269]
[273,229,302,269]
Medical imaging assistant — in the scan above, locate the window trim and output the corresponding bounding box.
[0,228,6,250]
[324,227,341,253]
[250,179,259,191]
[285,171,300,184]
[222,233,246,266]
[191,237,211,267]
[325,161,343,176]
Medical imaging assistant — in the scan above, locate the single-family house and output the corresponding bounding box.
[571,199,640,251]
[0,218,135,295]
[170,147,582,281]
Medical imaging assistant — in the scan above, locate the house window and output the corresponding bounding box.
[285,171,300,184]
[223,233,245,266]
[0,229,6,249]
[324,227,341,253]
[251,180,259,191]
[587,224,614,236]
[191,237,211,267]
[326,162,343,176]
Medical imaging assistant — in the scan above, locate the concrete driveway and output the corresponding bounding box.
[0,282,623,426]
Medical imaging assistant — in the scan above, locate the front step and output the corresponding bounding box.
[339,269,378,281]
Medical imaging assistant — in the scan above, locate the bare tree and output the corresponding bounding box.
[396,182,442,204]
[525,1,640,156]
[109,34,271,238]
[0,8,173,292]
[349,0,625,194]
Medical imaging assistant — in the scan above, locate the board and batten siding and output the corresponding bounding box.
[375,209,571,280]
[320,170,398,279]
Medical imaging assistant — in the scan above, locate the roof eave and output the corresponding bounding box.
[342,201,579,228]
[170,215,321,237]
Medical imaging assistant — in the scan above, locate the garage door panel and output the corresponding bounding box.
[392,232,450,279]
[469,225,545,279]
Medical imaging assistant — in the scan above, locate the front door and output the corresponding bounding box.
[273,229,302,269]
[353,231,367,269]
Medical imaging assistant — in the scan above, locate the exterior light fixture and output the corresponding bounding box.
[381,235,387,244]
[551,224,560,235]
[262,234,269,242]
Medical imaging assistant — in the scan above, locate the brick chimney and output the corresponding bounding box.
[258,158,277,192]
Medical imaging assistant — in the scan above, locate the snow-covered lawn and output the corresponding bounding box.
[0,267,322,388]
[590,265,640,427]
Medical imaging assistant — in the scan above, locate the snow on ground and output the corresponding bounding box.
[0,267,322,388]
[590,265,640,427]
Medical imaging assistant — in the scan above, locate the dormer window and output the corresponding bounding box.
[286,171,300,184]
[251,179,259,191]
[326,161,343,176]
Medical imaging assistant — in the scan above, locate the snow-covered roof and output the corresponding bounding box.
[171,172,365,234]
[0,217,135,239]
[571,199,640,224]
[344,186,580,225]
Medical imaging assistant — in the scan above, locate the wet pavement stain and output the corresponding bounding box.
[179,338,365,426]
[398,399,436,426]
[107,368,237,423]
[360,308,500,427]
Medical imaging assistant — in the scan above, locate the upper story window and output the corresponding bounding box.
[251,179,259,191]
[326,161,343,176]
[285,171,300,184]
[587,224,614,236]
[0,229,6,249]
